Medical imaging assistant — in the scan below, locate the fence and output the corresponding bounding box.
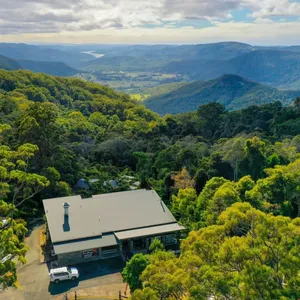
[62,290,128,300]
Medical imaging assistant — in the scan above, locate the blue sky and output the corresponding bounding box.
[0,0,300,45]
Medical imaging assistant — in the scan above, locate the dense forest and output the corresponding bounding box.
[0,69,300,298]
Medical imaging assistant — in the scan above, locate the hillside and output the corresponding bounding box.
[18,60,80,77]
[0,43,92,68]
[130,82,188,101]
[0,55,21,70]
[144,74,300,114]
[82,42,255,73]
[161,50,300,89]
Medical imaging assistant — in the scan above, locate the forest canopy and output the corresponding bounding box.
[0,69,299,296]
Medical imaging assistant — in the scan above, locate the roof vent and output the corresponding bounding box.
[63,202,70,216]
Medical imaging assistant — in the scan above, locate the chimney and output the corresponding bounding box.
[63,202,70,216]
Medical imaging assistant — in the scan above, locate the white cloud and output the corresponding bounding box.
[0,0,300,43]
[244,0,300,18]
[1,19,300,45]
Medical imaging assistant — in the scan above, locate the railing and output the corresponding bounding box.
[62,290,127,300]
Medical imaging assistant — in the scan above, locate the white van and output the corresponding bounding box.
[49,267,79,283]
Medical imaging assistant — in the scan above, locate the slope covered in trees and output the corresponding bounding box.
[0,69,300,294]
[0,55,21,71]
[0,54,80,76]
[145,75,300,114]
[161,50,300,89]
[17,60,80,77]
[0,43,91,68]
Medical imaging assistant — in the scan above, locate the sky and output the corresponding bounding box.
[0,0,300,45]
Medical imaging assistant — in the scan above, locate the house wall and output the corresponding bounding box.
[57,246,121,266]
[56,233,180,266]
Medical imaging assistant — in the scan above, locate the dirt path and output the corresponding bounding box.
[1,224,50,300]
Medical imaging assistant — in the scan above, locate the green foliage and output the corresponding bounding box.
[171,188,197,229]
[130,287,160,300]
[0,201,28,291]
[149,238,165,253]
[136,203,300,299]
[1,69,300,295]
[122,253,149,292]
[0,143,49,207]
[0,55,21,71]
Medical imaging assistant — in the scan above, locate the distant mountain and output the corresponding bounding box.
[18,60,80,77]
[0,43,92,68]
[0,55,21,70]
[144,75,300,115]
[161,50,300,89]
[82,56,165,72]
[81,42,255,72]
[0,53,80,77]
[225,50,300,89]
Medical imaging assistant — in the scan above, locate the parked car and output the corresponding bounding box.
[49,267,79,283]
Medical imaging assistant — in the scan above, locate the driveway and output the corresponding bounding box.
[1,224,126,300]
[1,224,49,300]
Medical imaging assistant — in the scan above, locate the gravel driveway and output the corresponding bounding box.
[1,224,125,300]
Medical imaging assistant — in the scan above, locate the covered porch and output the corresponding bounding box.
[115,223,185,256]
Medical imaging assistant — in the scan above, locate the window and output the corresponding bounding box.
[102,245,118,251]
[165,234,177,245]
[82,248,99,259]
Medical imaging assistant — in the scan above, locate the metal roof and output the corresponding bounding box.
[53,233,118,255]
[114,223,186,240]
[43,190,177,243]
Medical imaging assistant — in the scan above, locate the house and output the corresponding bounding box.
[75,178,100,190]
[43,189,185,266]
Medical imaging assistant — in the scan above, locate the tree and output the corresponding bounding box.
[0,201,28,291]
[149,238,165,253]
[193,169,208,194]
[122,254,149,292]
[219,137,246,181]
[0,144,49,208]
[196,177,229,226]
[130,287,159,300]
[178,203,300,299]
[197,103,225,139]
[141,251,186,300]
[171,188,198,229]
[205,182,241,225]
[246,159,300,217]
[240,137,267,180]
[293,97,300,109]
[172,168,195,190]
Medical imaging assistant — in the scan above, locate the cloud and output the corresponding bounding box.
[0,0,300,43]
[1,19,300,45]
[244,0,300,18]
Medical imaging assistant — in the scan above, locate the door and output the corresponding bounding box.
[60,272,71,281]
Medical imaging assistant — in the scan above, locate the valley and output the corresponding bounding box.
[1,42,300,114]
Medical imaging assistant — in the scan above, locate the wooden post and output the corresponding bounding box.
[119,290,122,300]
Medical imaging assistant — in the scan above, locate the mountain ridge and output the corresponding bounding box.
[144,74,300,115]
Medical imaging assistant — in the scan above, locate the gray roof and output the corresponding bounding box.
[114,223,186,240]
[43,189,177,244]
[53,234,118,255]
